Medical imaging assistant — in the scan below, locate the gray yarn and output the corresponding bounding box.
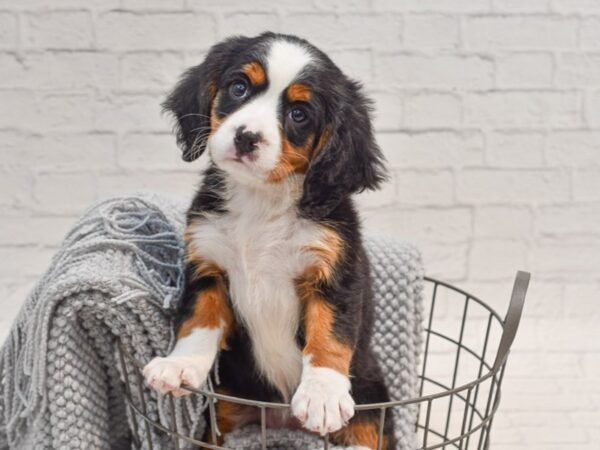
[0,195,423,450]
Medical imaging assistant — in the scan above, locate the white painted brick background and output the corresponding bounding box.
[0,0,599,448]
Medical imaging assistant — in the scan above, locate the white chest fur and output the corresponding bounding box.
[187,182,322,399]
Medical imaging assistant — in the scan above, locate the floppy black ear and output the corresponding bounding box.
[298,81,387,219]
[163,36,249,162]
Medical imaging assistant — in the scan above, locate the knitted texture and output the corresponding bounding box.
[0,195,423,450]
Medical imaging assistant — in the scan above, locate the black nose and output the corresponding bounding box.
[234,126,261,155]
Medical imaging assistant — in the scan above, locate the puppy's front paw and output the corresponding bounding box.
[143,355,211,397]
[291,367,355,435]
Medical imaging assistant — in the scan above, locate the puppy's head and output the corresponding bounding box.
[164,32,386,218]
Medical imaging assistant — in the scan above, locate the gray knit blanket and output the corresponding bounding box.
[0,195,423,450]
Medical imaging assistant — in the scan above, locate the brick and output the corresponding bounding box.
[573,169,600,201]
[96,171,199,200]
[122,0,185,8]
[0,53,27,88]
[118,133,184,170]
[329,49,373,83]
[311,0,371,10]
[38,93,94,131]
[219,13,280,39]
[464,91,581,127]
[0,216,74,246]
[487,132,545,167]
[120,52,185,90]
[557,53,600,87]
[363,207,472,243]
[418,242,469,280]
[457,169,570,204]
[0,0,119,9]
[34,173,96,214]
[282,13,401,50]
[581,17,600,49]
[187,0,310,8]
[519,281,565,318]
[0,248,56,281]
[464,16,578,50]
[0,89,41,130]
[403,14,459,49]
[405,92,461,128]
[0,12,17,49]
[509,352,583,378]
[474,206,532,238]
[23,11,93,49]
[540,204,600,237]
[378,131,484,168]
[469,240,528,281]
[496,53,553,88]
[564,283,600,318]
[492,0,551,12]
[95,94,168,132]
[554,0,600,13]
[547,131,600,166]
[96,12,216,51]
[532,240,600,278]
[25,52,120,90]
[396,169,454,205]
[0,170,34,207]
[15,133,117,171]
[376,53,493,89]
[372,0,490,12]
[584,90,600,126]
[370,91,403,130]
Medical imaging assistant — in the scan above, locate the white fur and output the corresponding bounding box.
[209,39,314,184]
[187,177,328,400]
[291,355,355,435]
[143,327,221,397]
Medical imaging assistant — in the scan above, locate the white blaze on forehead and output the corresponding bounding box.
[264,39,313,96]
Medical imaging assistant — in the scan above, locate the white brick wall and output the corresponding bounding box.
[0,1,598,448]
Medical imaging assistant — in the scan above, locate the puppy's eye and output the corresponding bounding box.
[289,107,308,123]
[229,79,249,98]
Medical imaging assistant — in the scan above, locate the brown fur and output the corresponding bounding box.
[287,83,311,103]
[333,421,388,450]
[267,135,314,183]
[296,227,351,375]
[242,62,266,86]
[301,294,353,375]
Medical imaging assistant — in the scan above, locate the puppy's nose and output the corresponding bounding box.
[234,126,261,155]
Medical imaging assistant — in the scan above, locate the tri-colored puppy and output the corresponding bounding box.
[143,32,394,449]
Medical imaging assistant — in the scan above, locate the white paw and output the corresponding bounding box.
[143,355,211,397]
[291,366,355,435]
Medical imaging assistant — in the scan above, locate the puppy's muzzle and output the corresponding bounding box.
[234,126,262,156]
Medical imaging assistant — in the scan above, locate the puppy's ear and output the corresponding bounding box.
[299,80,387,219]
[163,36,248,162]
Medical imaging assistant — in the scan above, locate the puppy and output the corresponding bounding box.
[143,32,395,449]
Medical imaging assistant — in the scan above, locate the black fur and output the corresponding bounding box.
[167,33,395,449]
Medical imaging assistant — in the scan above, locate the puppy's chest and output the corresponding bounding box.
[187,210,322,396]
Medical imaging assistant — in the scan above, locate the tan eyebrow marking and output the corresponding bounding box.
[287,83,311,103]
[242,62,266,85]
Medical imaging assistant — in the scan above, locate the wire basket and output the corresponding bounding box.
[117,271,530,450]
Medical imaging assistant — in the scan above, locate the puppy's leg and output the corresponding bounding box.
[144,268,233,397]
[291,291,356,435]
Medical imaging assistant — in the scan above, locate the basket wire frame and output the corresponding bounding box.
[117,271,530,450]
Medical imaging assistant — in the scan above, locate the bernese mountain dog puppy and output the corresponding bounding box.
[143,32,395,449]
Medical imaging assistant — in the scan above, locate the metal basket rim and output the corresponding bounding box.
[122,272,529,411]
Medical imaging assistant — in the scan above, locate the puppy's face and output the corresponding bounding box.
[165,33,386,218]
[209,40,317,184]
